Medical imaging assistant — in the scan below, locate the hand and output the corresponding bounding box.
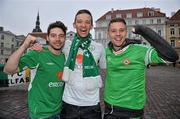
[22,35,37,49]
[29,43,43,51]
[131,25,142,34]
[131,27,136,33]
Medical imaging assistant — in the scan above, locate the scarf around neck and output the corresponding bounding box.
[65,33,99,77]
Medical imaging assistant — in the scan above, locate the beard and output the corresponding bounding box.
[50,42,65,51]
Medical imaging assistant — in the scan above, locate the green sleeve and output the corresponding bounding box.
[149,48,165,64]
[18,50,39,72]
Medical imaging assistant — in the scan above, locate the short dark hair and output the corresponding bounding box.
[108,18,126,31]
[74,9,93,25]
[47,21,67,35]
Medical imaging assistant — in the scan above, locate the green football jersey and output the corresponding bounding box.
[18,47,65,118]
[104,44,165,110]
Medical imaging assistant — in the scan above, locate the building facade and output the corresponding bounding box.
[166,9,180,47]
[94,7,167,47]
[0,27,25,64]
[166,9,180,62]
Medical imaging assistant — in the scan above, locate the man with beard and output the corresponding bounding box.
[3,21,67,119]
[29,9,106,119]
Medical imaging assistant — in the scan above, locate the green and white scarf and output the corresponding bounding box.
[63,33,99,80]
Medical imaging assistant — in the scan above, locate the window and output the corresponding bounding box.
[1,35,4,40]
[98,32,101,39]
[0,49,3,55]
[16,41,19,47]
[102,22,107,27]
[11,44,14,49]
[137,12,143,17]
[116,14,122,18]
[1,42,4,48]
[170,28,175,35]
[158,30,161,36]
[157,19,161,24]
[127,20,132,25]
[128,32,131,38]
[142,20,146,25]
[150,19,153,24]
[106,15,111,20]
[12,38,14,42]
[126,13,132,18]
[148,11,154,16]
[135,20,139,25]
[135,34,139,38]
[170,40,175,47]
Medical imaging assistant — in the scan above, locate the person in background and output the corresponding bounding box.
[60,9,106,119]
[4,21,67,119]
[103,18,178,119]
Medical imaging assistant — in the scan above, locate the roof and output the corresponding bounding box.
[0,30,15,36]
[166,9,180,25]
[96,7,166,22]
[170,9,180,20]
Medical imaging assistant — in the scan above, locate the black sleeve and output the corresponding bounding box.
[133,25,179,62]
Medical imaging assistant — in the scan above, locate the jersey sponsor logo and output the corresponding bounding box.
[57,72,63,80]
[48,81,64,88]
[122,58,131,65]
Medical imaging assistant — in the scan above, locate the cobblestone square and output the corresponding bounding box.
[0,65,180,119]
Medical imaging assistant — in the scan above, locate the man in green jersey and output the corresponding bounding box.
[4,21,67,119]
[103,18,179,119]
[29,10,106,119]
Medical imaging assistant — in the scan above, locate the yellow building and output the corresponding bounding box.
[166,9,180,63]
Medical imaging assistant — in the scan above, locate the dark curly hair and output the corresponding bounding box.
[47,21,67,35]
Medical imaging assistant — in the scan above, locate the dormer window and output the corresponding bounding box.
[137,12,143,17]
[116,14,122,18]
[126,13,132,18]
[148,11,154,16]
[106,15,111,20]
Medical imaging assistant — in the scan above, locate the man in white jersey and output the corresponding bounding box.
[61,9,106,119]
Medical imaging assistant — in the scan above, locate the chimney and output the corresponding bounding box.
[171,12,175,17]
[111,8,114,13]
[154,8,160,12]
[151,7,160,12]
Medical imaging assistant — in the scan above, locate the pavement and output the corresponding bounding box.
[0,65,180,119]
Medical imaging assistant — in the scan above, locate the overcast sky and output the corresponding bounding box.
[0,0,180,36]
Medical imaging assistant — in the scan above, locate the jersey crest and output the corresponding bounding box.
[122,58,131,65]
